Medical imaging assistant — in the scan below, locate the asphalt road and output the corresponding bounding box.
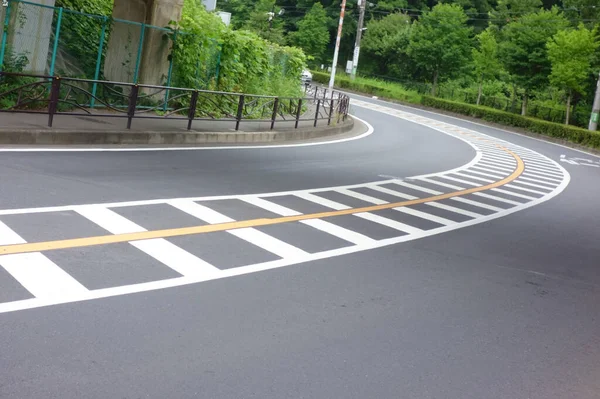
[0,96,599,399]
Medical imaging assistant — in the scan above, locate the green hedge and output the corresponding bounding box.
[421,96,600,149]
[313,70,600,150]
[311,71,421,103]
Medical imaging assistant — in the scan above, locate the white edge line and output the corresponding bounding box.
[0,114,374,153]
[0,163,571,314]
[0,114,484,216]
[345,90,600,160]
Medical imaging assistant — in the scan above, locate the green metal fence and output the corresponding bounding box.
[0,0,221,91]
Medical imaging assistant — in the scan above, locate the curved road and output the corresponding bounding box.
[0,96,599,398]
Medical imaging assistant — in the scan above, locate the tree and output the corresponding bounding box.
[407,4,473,96]
[361,13,412,78]
[242,0,286,45]
[498,8,569,115]
[288,3,330,64]
[547,25,599,124]
[472,28,501,105]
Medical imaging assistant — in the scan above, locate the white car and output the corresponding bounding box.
[301,69,312,84]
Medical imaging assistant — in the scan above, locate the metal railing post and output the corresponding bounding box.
[328,96,334,126]
[91,15,108,109]
[295,99,302,129]
[235,94,245,131]
[47,76,61,127]
[187,90,199,130]
[49,7,63,77]
[127,85,139,129]
[133,23,145,84]
[314,99,321,127]
[271,97,279,130]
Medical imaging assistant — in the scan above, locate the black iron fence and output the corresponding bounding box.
[0,72,350,130]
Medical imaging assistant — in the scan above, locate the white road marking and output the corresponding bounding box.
[0,221,88,299]
[241,197,375,245]
[393,181,442,195]
[523,172,562,182]
[465,168,506,179]
[436,175,481,187]
[170,200,308,259]
[519,176,558,186]
[472,192,521,206]
[394,207,454,226]
[418,177,463,191]
[76,206,221,278]
[452,197,504,212]
[355,212,423,235]
[470,166,508,177]
[504,184,548,196]
[453,172,494,184]
[482,155,516,166]
[295,192,350,211]
[523,168,563,179]
[426,202,483,218]
[0,97,574,314]
[368,185,418,200]
[478,161,514,172]
[491,188,537,200]
[336,189,388,205]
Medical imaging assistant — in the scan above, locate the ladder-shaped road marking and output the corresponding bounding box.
[76,206,221,278]
[0,221,88,299]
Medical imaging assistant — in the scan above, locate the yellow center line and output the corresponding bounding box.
[0,146,525,257]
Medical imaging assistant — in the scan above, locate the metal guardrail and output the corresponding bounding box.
[0,72,350,130]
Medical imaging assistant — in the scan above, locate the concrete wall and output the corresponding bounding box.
[7,0,56,74]
[104,0,184,86]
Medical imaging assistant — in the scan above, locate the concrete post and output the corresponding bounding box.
[8,0,56,74]
[104,0,184,85]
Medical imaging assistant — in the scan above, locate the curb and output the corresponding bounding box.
[0,118,354,145]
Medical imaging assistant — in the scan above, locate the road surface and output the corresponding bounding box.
[0,95,599,399]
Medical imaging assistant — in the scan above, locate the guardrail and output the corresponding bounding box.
[0,72,350,130]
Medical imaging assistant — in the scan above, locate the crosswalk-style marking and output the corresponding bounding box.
[478,161,514,172]
[505,184,548,196]
[356,212,423,235]
[453,172,494,184]
[523,172,562,183]
[491,188,537,200]
[368,185,417,200]
[452,197,504,212]
[336,189,388,205]
[395,181,442,195]
[295,192,351,211]
[470,166,508,177]
[466,169,506,179]
[242,197,376,245]
[437,175,481,187]
[76,206,221,278]
[0,221,88,299]
[524,169,563,179]
[418,177,463,191]
[171,200,309,259]
[426,202,483,218]
[511,179,553,191]
[472,192,521,206]
[519,176,558,186]
[395,207,454,226]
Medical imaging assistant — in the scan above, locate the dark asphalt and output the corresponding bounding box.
[1,98,599,398]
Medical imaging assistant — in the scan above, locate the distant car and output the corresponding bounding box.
[301,69,312,85]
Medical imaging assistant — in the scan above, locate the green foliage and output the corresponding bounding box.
[473,29,501,82]
[361,13,412,78]
[171,0,305,98]
[547,25,599,96]
[311,71,422,104]
[55,0,112,16]
[421,95,600,147]
[288,3,330,64]
[242,0,286,45]
[499,9,569,95]
[407,4,473,95]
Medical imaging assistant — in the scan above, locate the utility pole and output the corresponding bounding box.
[589,71,600,131]
[351,0,366,80]
[329,0,347,90]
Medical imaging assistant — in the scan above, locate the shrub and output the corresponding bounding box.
[421,96,600,148]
